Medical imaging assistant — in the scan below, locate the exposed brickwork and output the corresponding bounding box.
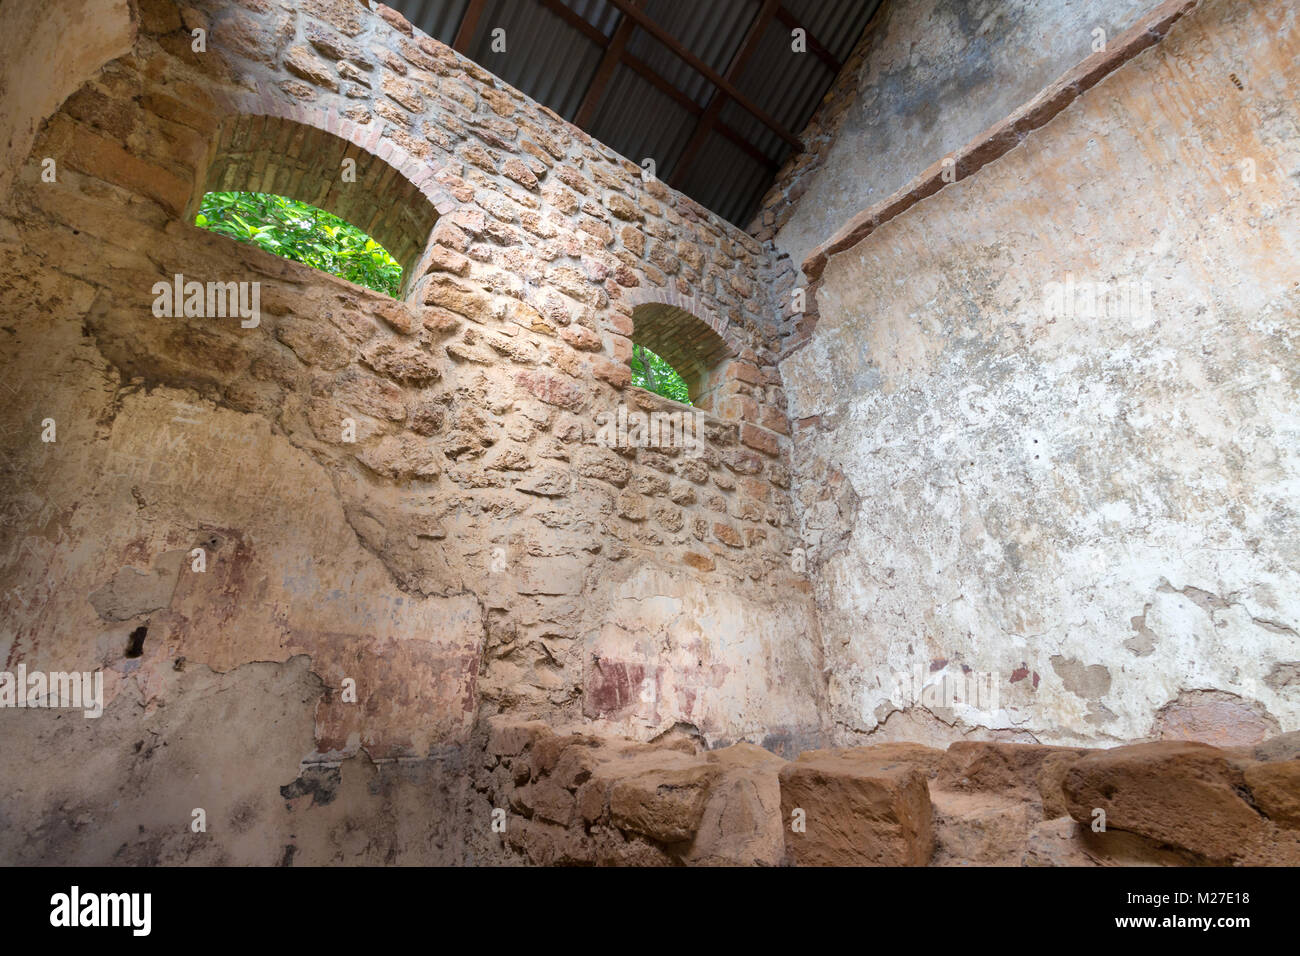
[200,110,448,277]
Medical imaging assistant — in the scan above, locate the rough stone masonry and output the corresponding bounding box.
[0,0,1296,866]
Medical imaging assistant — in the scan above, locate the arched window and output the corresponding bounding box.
[629,298,737,409]
[191,112,442,299]
[630,343,692,404]
[195,191,404,297]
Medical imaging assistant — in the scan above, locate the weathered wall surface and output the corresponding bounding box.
[0,0,823,863]
[0,655,495,865]
[0,0,135,210]
[755,0,1163,269]
[784,0,1300,747]
[5,0,1294,866]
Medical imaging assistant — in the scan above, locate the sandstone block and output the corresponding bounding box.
[682,742,786,866]
[1063,741,1267,862]
[940,741,1090,804]
[780,749,933,866]
[608,755,720,844]
[931,791,1039,866]
[486,718,552,759]
[1245,760,1300,828]
[1021,817,1202,867]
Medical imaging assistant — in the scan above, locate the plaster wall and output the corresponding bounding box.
[757,0,1163,268]
[783,0,1300,747]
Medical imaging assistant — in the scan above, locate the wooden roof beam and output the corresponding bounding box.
[774,6,842,73]
[539,0,780,173]
[670,0,782,187]
[574,0,644,128]
[538,0,608,45]
[453,0,487,53]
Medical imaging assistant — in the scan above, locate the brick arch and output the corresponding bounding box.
[623,288,742,403]
[196,90,459,294]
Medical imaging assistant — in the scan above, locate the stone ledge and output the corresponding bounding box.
[797,0,1199,288]
[480,720,1300,867]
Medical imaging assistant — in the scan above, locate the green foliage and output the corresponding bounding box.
[630,344,691,405]
[195,191,402,298]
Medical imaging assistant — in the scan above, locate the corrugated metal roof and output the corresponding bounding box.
[385,0,883,227]
[589,65,698,176]
[393,0,470,44]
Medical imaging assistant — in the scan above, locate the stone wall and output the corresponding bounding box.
[780,0,1300,748]
[0,0,135,208]
[3,0,1297,866]
[0,0,827,863]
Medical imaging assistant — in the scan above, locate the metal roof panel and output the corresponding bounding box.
[384,0,882,226]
